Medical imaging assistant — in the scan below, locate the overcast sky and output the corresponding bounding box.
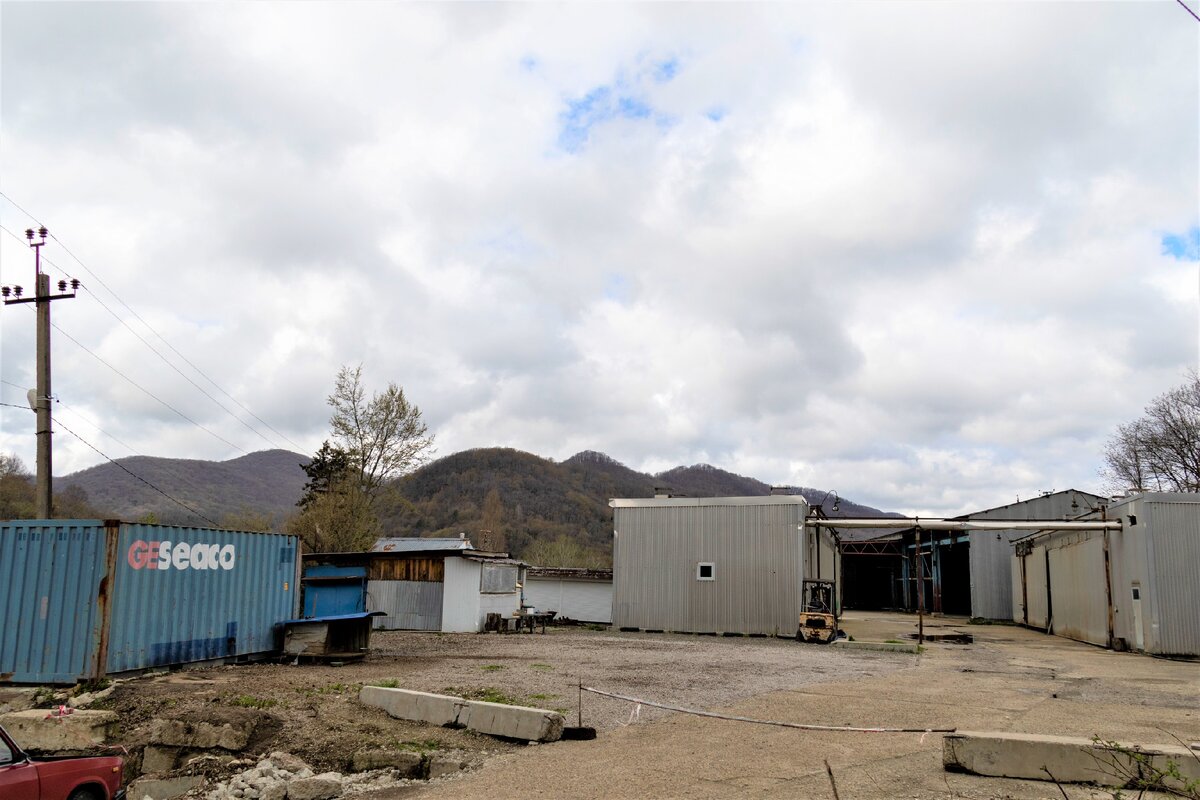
[1,2,1197,516]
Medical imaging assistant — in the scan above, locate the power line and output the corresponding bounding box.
[1176,0,1200,23]
[41,308,249,455]
[6,296,249,455]
[4,221,294,453]
[0,198,309,455]
[0,401,32,411]
[53,416,219,527]
[53,396,142,457]
[76,282,289,452]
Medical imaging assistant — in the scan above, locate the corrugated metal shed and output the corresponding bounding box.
[610,496,819,636]
[1,520,300,684]
[1011,492,1200,656]
[959,490,1105,620]
[1132,494,1200,655]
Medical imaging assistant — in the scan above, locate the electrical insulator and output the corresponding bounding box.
[58,280,67,292]
[70,278,80,290]
[1,287,9,298]
[13,286,23,297]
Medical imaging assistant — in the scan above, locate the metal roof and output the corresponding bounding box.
[609,495,808,508]
[372,537,475,552]
[527,566,613,580]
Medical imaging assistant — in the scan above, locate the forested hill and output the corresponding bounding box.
[53,446,895,565]
[379,448,896,564]
[58,449,309,527]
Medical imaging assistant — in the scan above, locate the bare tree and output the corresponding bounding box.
[1103,373,1200,492]
[328,365,436,500]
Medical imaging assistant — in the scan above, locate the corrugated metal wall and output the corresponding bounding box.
[1010,494,1200,656]
[966,492,1092,620]
[1045,534,1108,646]
[524,578,613,623]
[2,521,300,682]
[106,524,298,673]
[1143,497,1200,655]
[970,530,1019,620]
[1022,545,1049,629]
[0,520,111,683]
[367,580,443,630]
[612,501,806,636]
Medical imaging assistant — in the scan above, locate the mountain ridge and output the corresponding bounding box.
[54,447,898,562]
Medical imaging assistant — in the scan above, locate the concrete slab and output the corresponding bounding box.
[460,700,564,743]
[944,731,1200,791]
[359,687,467,728]
[0,709,117,752]
[359,687,565,742]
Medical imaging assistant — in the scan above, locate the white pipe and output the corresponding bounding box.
[802,518,1121,531]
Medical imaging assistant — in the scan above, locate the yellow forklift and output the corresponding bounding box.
[797,579,838,643]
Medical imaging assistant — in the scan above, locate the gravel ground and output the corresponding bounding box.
[88,625,909,779]
[368,627,913,731]
[43,614,1199,799]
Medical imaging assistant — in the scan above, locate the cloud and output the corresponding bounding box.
[0,3,1196,517]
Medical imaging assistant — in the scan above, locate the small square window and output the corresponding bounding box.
[697,562,715,581]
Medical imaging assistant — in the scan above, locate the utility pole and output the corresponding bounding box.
[2,227,78,518]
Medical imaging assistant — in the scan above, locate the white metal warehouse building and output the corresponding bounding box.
[1011,492,1200,656]
[610,495,836,636]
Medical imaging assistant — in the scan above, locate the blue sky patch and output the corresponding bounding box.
[556,55,685,153]
[520,55,538,72]
[705,107,727,122]
[653,56,679,83]
[603,273,632,303]
[1162,226,1200,261]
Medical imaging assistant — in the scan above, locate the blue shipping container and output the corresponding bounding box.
[0,520,300,684]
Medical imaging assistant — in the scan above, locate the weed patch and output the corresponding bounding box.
[227,695,278,709]
[444,686,519,705]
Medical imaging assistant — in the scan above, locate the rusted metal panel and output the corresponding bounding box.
[0,520,109,683]
[368,556,444,582]
[366,580,442,630]
[93,520,121,679]
[612,497,810,636]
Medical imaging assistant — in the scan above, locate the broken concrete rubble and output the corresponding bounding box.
[200,750,472,800]
[127,775,204,800]
[149,715,257,751]
[283,773,343,800]
[0,709,118,752]
[349,749,423,776]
